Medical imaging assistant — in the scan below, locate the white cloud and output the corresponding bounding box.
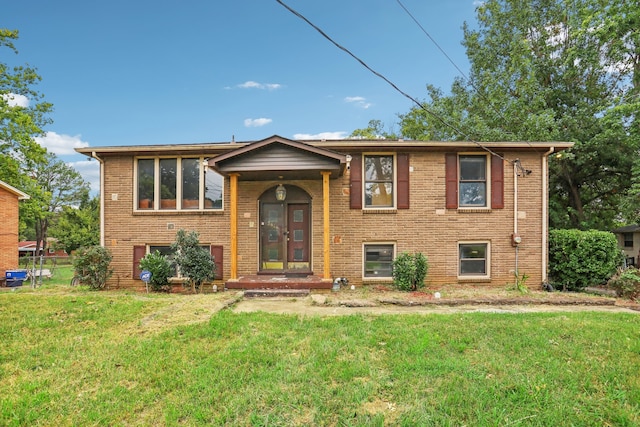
[34,131,90,155]
[293,132,348,140]
[345,96,372,109]
[2,93,29,107]
[68,159,101,194]
[244,118,272,127]
[237,81,282,90]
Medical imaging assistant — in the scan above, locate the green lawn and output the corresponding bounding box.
[0,289,639,426]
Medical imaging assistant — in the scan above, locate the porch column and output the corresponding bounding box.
[322,171,331,280]
[230,173,239,280]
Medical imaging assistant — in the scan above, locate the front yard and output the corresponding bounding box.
[1,287,639,425]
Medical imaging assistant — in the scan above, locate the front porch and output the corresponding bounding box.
[225,274,333,290]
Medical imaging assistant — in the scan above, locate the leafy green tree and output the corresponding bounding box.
[21,152,90,255]
[73,245,113,290]
[398,0,639,230]
[171,229,215,293]
[350,119,399,139]
[0,29,51,185]
[50,195,99,254]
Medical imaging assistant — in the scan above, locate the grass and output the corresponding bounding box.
[0,289,639,426]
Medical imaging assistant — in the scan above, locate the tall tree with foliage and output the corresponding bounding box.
[21,152,90,255]
[0,29,52,186]
[398,0,639,230]
[50,195,99,254]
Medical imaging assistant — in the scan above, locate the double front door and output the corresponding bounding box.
[260,202,310,273]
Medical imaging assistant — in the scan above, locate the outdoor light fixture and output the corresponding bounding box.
[275,184,287,201]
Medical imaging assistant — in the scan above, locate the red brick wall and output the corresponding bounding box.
[101,151,547,289]
[0,187,20,277]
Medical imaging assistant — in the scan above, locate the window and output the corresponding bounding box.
[459,243,489,277]
[364,155,394,208]
[149,245,178,277]
[445,153,503,209]
[135,157,223,211]
[624,233,634,248]
[459,155,487,207]
[145,244,221,279]
[364,244,394,278]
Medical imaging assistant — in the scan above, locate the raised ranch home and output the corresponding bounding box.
[77,135,572,291]
[0,180,29,284]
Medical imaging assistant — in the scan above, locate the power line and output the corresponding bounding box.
[395,0,538,153]
[274,0,518,166]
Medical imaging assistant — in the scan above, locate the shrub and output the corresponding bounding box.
[607,268,640,300]
[139,251,172,292]
[392,252,428,291]
[172,229,216,293]
[72,246,113,290]
[548,229,623,291]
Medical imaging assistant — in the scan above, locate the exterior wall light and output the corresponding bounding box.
[275,184,287,201]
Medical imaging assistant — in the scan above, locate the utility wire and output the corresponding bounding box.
[275,0,517,166]
[396,0,538,153]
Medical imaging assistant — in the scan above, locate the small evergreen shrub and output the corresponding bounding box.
[607,268,640,300]
[392,252,428,291]
[139,250,172,292]
[73,245,113,290]
[548,229,623,291]
[172,229,216,293]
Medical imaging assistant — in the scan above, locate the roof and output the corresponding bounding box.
[612,224,640,233]
[75,135,574,158]
[0,180,30,200]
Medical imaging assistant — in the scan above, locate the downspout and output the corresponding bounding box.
[513,160,519,282]
[91,151,105,247]
[542,147,555,284]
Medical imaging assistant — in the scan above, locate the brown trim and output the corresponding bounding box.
[350,154,362,209]
[491,155,504,209]
[133,245,146,280]
[397,153,410,209]
[210,245,223,279]
[445,153,458,209]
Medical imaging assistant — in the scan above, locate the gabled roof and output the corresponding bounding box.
[208,135,347,181]
[0,180,29,200]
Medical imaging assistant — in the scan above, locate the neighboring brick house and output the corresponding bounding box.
[77,135,572,291]
[0,180,30,281]
[19,240,69,258]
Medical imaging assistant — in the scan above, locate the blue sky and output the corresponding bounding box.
[5,0,480,193]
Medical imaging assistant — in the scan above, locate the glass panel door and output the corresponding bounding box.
[261,203,285,270]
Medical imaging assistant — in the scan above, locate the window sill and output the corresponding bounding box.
[363,209,397,214]
[133,209,224,215]
[457,276,491,283]
[457,208,492,213]
[362,277,393,284]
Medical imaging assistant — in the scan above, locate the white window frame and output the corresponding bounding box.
[458,241,491,279]
[134,156,224,211]
[458,154,490,209]
[362,242,396,280]
[363,153,397,210]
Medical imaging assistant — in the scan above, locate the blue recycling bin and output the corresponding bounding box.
[6,269,28,287]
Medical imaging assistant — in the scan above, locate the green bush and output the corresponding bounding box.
[72,246,113,290]
[392,252,428,291]
[172,229,216,293]
[139,251,172,292]
[607,268,640,300]
[548,229,623,291]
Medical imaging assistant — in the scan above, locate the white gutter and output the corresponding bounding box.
[542,147,555,283]
[514,160,519,280]
[91,151,105,247]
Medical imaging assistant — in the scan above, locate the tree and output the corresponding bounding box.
[350,119,399,139]
[171,229,215,293]
[50,195,99,254]
[0,29,52,186]
[21,152,90,255]
[398,0,639,230]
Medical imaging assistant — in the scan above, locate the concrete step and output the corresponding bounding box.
[244,289,310,298]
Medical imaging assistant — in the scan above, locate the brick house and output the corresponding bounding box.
[0,180,30,281]
[77,135,572,291]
